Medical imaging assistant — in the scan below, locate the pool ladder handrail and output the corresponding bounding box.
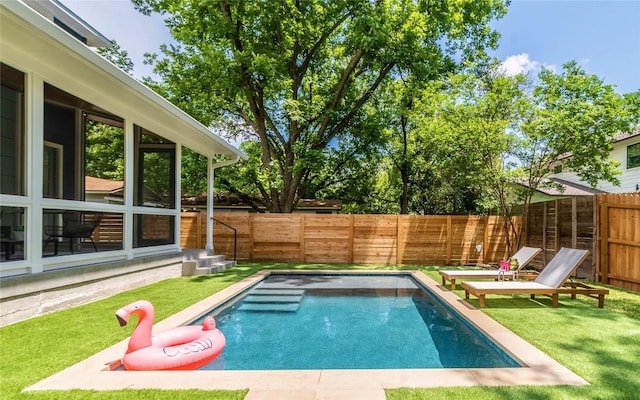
[213,217,237,262]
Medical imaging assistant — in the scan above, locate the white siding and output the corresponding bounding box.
[552,135,640,193]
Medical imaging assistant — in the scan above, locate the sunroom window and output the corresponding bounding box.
[0,63,25,196]
[43,83,125,203]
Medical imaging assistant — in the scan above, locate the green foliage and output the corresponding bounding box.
[522,61,638,188]
[133,0,508,212]
[85,120,125,181]
[402,61,639,249]
[96,40,135,74]
[181,147,208,195]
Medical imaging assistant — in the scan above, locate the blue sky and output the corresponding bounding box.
[62,0,640,94]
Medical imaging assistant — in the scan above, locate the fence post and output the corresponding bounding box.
[299,214,305,263]
[197,212,203,249]
[348,214,354,264]
[249,214,254,261]
[571,197,578,249]
[395,214,400,265]
[599,195,609,284]
[593,195,599,282]
[482,216,488,265]
[446,215,452,265]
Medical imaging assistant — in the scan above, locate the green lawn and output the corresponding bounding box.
[1,263,638,400]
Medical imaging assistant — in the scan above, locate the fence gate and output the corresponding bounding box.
[598,193,640,292]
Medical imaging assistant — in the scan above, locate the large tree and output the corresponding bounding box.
[133,0,508,212]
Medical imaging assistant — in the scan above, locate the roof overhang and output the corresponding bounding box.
[1,1,247,161]
[21,0,111,47]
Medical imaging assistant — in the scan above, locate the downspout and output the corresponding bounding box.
[205,154,241,251]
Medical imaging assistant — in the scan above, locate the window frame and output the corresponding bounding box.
[627,142,640,169]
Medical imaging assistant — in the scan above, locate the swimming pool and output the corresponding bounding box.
[27,270,588,395]
[196,274,518,370]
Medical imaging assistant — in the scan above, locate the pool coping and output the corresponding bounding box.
[25,270,588,398]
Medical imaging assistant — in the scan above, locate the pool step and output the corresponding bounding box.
[237,303,301,312]
[249,289,305,296]
[243,294,304,303]
[238,289,305,312]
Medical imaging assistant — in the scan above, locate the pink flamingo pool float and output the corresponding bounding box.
[115,300,225,370]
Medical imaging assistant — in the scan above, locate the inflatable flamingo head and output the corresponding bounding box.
[116,300,154,327]
[202,316,217,331]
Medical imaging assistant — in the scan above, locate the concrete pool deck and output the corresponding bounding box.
[26,270,588,399]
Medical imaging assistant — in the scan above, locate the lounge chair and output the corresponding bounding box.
[461,247,609,308]
[439,246,542,290]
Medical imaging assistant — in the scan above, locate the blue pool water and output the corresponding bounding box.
[194,274,519,370]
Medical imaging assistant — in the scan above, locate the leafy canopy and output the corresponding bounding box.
[133,0,508,211]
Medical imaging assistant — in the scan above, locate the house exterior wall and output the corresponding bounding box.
[0,2,242,280]
[0,253,184,327]
[551,134,640,193]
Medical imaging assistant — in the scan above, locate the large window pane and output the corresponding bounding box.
[44,83,124,202]
[85,116,125,204]
[134,126,175,208]
[42,209,123,257]
[133,214,174,248]
[628,143,640,169]
[0,206,25,262]
[0,63,25,196]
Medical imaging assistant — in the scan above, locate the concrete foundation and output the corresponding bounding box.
[0,252,189,327]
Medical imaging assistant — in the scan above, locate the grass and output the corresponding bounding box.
[1,263,639,400]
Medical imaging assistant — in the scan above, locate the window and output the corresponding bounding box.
[628,143,640,169]
[43,141,63,198]
[133,214,175,248]
[44,83,124,202]
[0,63,25,196]
[134,126,176,208]
[133,127,177,248]
[0,206,25,262]
[42,210,124,257]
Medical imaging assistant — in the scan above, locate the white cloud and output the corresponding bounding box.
[498,53,540,76]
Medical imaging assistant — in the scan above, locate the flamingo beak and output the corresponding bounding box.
[115,308,129,327]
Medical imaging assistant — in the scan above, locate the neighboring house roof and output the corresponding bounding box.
[613,126,640,142]
[85,176,123,194]
[530,178,607,196]
[84,176,167,206]
[513,177,607,202]
[181,193,343,212]
[85,179,343,211]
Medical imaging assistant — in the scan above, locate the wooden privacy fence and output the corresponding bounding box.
[523,193,640,292]
[524,197,597,280]
[180,213,519,266]
[598,193,640,292]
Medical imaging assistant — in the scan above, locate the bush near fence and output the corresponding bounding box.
[181,213,519,266]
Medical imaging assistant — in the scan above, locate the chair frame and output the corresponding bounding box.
[461,248,609,308]
[43,211,103,255]
[439,246,543,290]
